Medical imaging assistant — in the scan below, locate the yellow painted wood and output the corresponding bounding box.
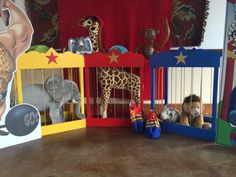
[16,48,86,136]
[79,67,85,114]
[42,119,86,136]
[16,69,23,103]
[67,68,74,118]
[17,48,84,69]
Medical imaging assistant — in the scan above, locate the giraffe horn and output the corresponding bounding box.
[78,18,85,26]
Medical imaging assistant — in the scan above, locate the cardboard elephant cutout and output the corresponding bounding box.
[21,75,84,124]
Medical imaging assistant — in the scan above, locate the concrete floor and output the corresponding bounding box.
[0,127,235,177]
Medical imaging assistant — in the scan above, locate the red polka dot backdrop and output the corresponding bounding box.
[58,0,172,51]
[58,0,172,99]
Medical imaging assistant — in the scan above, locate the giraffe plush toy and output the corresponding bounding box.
[79,15,141,118]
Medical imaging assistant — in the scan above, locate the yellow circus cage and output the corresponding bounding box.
[14,48,85,136]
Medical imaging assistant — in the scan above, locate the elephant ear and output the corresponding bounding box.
[45,75,63,102]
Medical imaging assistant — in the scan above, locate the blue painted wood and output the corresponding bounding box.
[150,47,221,68]
[160,122,215,141]
[150,47,221,141]
[211,67,219,140]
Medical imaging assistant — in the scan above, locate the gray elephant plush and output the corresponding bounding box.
[19,75,84,124]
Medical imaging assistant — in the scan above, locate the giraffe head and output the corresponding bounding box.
[79,15,103,33]
[79,15,104,52]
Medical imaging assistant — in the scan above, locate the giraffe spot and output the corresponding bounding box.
[107,79,111,84]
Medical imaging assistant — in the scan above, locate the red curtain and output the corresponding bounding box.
[58,0,172,99]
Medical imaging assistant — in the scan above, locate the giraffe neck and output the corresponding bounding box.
[89,30,100,52]
[88,22,103,52]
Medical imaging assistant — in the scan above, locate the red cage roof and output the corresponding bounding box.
[84,49,146,67]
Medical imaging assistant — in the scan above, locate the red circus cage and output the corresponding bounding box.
[84,50,145,127]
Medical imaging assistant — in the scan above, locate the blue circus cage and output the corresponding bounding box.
[150,47,221,141]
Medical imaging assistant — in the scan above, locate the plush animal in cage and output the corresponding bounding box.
[17,75,84,124]
[180,94,211,129]
[135,19,170,58]
[79,15,141,118]
[68,37,93,54]
[159,105,180,123]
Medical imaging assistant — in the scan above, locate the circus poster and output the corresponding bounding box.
[217,0,236,148]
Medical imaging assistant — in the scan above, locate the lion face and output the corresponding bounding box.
[183,101,203,118]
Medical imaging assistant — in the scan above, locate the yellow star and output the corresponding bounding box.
[109,52,119,63]
[175,52,187,64]
[227,50,236,60]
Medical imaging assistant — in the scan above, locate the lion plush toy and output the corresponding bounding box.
[180,94,212,129]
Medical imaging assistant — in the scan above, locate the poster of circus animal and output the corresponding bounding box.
[217,0,236,148]
[0,0,41,149]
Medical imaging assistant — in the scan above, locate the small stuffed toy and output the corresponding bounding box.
[145,109,161,139]
[135,18,170,58]
[160,105,180,123]
[180,94,211,129]
[68,37,93,54]
[129,103,145,133]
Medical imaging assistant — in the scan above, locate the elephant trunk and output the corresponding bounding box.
[74,102,85,119]
[49,103,64,124]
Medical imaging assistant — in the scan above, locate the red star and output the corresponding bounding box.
[46,52,58,64]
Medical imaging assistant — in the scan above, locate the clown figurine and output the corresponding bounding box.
[145,109,161,139]
[129,102,145,133]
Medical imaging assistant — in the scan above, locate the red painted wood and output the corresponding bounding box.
[85,68,91,118]
[84,50,145,67]
[84,51,145,127]
[140,67,144,111]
